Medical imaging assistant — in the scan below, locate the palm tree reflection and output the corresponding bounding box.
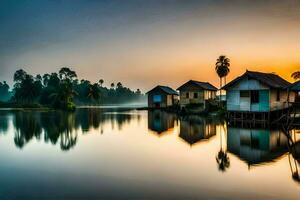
[216,124,230,172]
[284,128,300,184]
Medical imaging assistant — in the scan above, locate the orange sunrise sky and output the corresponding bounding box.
[0,0,299,91]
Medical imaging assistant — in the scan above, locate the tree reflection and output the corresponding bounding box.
[0,112,9,134]
[283,128,300,185]
[216,124,230,172]
[8,108,137,151]
[216,150,230,172]
[41,111,78,151]
[13,112,42,148]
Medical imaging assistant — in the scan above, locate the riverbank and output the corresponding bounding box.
[0,102,45,108]
[138,104,226,118]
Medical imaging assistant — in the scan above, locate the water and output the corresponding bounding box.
[0,108,299,199]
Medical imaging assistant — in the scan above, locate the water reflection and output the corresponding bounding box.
[227,128,288,167]
[148,110,177,135]
[0,109,300,198]
[179,115,217,145]
[285,129,300,184]
[3,108,140,150]
[0,111,10,134]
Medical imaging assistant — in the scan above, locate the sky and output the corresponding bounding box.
[0,0,300,92]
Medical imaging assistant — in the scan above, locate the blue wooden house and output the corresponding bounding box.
[223,70,293,113]
[146,85,179,108]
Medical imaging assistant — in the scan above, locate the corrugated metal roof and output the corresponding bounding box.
[223,70,291,90]
[177,80,218,91]
[146,85,178,95]
[289,81,300,91]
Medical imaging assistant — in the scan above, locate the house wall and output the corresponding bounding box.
[180,90,204,105]
[148,89,168,108]
[166,95,173,106]
[295,91,300,102]
[179,84,216,107]
[226,77,271,112]
[204,90,216,100]
[269,89,292,111]
[148,88,178,108]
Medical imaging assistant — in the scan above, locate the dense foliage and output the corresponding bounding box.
[1,68,145,110]
[0,81,12,102]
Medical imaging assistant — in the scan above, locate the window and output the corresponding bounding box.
[240,91,250,97]
[153,95,162,103]
[194,92,198,98]
[251,90,259,104]
[186,92,189,98]
[276,90,280,101]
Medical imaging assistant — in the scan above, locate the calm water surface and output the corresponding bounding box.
[0,108,299,199]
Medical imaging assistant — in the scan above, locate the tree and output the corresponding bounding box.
[136,89,141,95]
[87,83,100,103]
[0,81,10,101]
[13,69,27,83]
[116,82,123,89]
[110,83,115,89]
[12,70,42,103]
[99,79,104,87]
[59,67,77,81]
[215,55,230,102]
[8,68,145,108]
[49,81,76,110]
[291,71,300,80]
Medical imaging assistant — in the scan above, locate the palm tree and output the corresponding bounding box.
[110,83,115,89]
[99,79,104,87]
[215,55,230,102]
[291,71,300,80]
[117,82,122,88]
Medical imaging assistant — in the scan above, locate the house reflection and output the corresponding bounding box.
[179,115,216,145]
[227,127,288,166]
[147,110,177,135]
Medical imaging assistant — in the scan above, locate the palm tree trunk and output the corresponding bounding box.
[219,78,222,106]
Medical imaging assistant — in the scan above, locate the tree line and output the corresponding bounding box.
[0,67,145,110]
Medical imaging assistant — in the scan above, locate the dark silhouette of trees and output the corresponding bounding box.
[0,81,11,101]
[12,70,42,103]
[13,112,42,148]
[2,68,145,109]
[87,83,100,103]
